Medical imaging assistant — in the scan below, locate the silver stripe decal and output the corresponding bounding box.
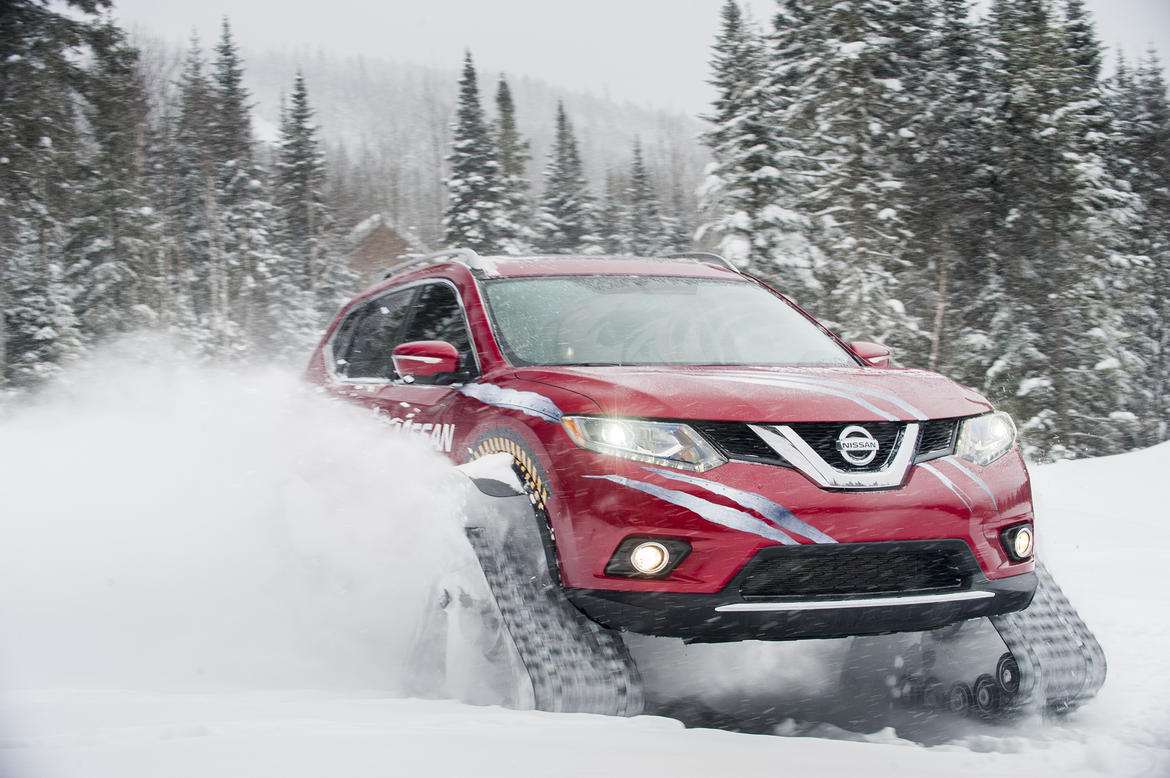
[715,590,995,612]
[940,457,999,512]
[918,463,973,512]
[695,369,928,421]
[644,467,836,544]
[458,382,563,424]
[583,474,799,545]
[700,374,899,421]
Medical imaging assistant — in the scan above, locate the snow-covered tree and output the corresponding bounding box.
[493,75,535,253]
[698,0,813,286]
[624,139,668,256]
[271,72,346,355]
[64,23,159,339]
[535,102,597,253]
[443,52,507,254]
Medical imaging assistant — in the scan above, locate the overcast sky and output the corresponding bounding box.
[113,0,1169,115]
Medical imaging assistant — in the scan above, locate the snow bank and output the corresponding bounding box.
[0,337,468,693]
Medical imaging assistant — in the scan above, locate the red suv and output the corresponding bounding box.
[307,250,1100,718]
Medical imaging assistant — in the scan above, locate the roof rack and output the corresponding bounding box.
[382,249,739,280]
[383,248,493,279]
[662,252,741,274]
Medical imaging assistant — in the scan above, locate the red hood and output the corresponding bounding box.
[513,365,991,422]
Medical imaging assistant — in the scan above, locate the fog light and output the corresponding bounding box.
[630,541,670,575]
[1001,523,1034,561]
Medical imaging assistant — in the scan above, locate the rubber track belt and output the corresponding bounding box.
[466,528,644,716]
[991,561,1107,712]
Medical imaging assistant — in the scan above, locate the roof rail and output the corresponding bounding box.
[383,248,491,279]
[663,252,741,274]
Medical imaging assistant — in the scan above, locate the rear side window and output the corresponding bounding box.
[331,289,413,379]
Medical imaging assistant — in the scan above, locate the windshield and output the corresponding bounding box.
[481,275,855,367]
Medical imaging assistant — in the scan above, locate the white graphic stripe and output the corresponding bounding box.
[645,467,836,543]
[918,463,973,513]
[939,457,1000,512]
[699,374,899,421]
[584,474,800,545]
[694,369,928,420]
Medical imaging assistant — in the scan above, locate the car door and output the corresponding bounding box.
[328,279,476,456]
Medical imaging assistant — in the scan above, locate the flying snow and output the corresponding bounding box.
[0,337,470,693]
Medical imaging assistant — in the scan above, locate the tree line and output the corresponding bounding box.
[441,52,693,257]
[699,0,1169,460]
[0,2,355,385]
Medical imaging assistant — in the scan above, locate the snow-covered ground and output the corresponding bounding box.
[1,345,1168,777]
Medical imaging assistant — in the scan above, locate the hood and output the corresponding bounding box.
[514,365,991,423]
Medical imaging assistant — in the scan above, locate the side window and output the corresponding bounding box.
[332,289,413,380]
[400,283,476,377]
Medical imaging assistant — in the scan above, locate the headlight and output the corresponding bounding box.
[955,411,1017,466]
[562,416,726,472]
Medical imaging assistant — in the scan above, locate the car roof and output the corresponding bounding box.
[380,250,744,284]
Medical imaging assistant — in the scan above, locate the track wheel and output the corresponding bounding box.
[973,674,1001,718]
[996,651,1020,697]
[946,682,973,716]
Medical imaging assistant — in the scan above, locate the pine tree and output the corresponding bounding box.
[596,169,629,254]
[624,139,668,256]
[272,72,341,356]
[493,75,534,253]
[698,0,813,286]
[443,52,507,254]
[64,22,159,340]
[785,0,918,344]
[211,18,277,351]
[0,0,114,384]
[535,101,597,253]
[981,0,1134,458]
[1107,53,1170,446]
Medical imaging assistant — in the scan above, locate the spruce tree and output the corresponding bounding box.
[0,0,114,384]
[535,101,596,253]
[272,72,341,355]
[64,23,159,339]
[784,0,918,344]
[982,0,1133,458]
[624,139,668,256]
[443,52,507,254]
[494,75,534,253]
[698,0,813,288]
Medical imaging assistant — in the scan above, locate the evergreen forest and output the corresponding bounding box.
[1,0,1168,461]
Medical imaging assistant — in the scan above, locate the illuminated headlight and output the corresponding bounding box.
[955,411,1017,467]
[1001,523,1034,562]
[562,416,726,472]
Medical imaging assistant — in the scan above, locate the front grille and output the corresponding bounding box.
[692,418,965,469]
[916,418,960,462]
[738,542,971,600]
[785,421,903,471]
[690,421,786,465]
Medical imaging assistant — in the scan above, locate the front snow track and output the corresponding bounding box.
[990,560,1107,714]
[846,558,1107,720]
[465,526,644,716]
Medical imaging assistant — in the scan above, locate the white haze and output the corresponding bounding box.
[0,337,469,693]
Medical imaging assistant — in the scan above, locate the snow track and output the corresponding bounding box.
[465,527,644,716]
[991,561,1107,713]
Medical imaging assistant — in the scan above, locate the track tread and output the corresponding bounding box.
[467,528,644,716]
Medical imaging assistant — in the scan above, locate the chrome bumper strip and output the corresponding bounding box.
[714,590,995,613]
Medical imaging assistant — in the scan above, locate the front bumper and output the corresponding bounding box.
[566,540,1037,642]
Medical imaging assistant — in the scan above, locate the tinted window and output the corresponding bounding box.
[332,289,413,379]
[401,283,475,376]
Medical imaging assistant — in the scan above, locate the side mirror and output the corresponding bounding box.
[392,340,460,379]
[850,341,891,368]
